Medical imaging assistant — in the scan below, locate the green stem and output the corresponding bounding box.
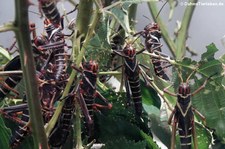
[175,0,198,60]
[75,98,83,149]
[76,0,93,36]
[97,79,109,92]
[128,4,137,30]
[103,1,122,10]
[14,0,48,149]
[148,1,176,57]
[98,71,121,75]
[0,23,16,32]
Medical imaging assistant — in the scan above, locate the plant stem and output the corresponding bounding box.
[98,71,121,75]
[128,4,137,30]
[76,0,93,36]
[148,1,176,57]
[14,0,48,149]
[175,0,198,60]
[97,79,109,92]
[0,23,16,33]
[75,98,83,149]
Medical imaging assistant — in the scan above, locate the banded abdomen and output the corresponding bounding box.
[124,58,142,116]
[39,0,61,26]
[53,45,68,82]
[0,56,21,100]
[176,91,193,149]
[176,107,194,149]
[49,95,75,147]
[146,31,169,80]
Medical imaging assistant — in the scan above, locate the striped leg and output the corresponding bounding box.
[78,92,94,138]
[192,120,198,149]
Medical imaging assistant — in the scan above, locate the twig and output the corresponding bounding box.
[14,0,48,148]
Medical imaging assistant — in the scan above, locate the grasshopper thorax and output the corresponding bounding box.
[83,61,99,73]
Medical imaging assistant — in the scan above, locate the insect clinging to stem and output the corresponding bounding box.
[134,0,170,81]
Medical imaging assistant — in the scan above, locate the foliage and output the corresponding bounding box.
[0,0,224,149]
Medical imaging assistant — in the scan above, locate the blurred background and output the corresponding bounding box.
[0,0,224,59]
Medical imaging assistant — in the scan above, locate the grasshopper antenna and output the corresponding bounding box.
[156,0,168,19]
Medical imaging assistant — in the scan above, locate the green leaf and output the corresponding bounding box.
[0,117,11,149]
[105,4,131,33]
[95,91,158,149]
[143,105,160,116]
[201,43,219,61]
[192,78,225,142]
[149,113,171,148]
[141,81,161,109]
[103,137,146,149]
[86,17,111,71]
[0,46,11,65]
[195,123,212,149]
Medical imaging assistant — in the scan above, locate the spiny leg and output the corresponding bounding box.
[192,118,198,149]
[192,107,206,125]
[95,91,112,109]
[191,73,216,96]
[168,109,176,125]
[171,117,177,149]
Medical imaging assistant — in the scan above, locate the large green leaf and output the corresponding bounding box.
[192,79,225,142]
[141,81,161,109]
[86,16,111,71]
[0,46,11,65]
[149,113,171,148]
[192,44,225,142]
[102,137,146,149]
[0,116,11,149]
[195,123,212,149]
[95,91,159,149]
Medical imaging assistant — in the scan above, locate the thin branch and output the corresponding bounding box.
[175,0,198,60]
[76,0,93,36]
[14,0,48,148]
[98,71,121,75]
[0,23,16,33]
